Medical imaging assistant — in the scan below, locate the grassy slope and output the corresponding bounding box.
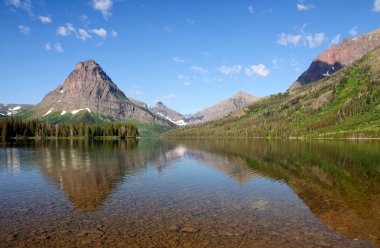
[163,47,380,138]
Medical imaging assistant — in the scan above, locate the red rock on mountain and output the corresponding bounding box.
[290,28,380,90]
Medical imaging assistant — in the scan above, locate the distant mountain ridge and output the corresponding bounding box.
[187,91,259,123]
[0,104,33,118]
[290,28,380,90]
[149,102,186,126]
[27,60,173,127]
[150,91,259,125]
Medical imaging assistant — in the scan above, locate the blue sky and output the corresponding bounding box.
[1,0,380,114]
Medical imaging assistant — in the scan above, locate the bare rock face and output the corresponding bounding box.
[290,28,380,90]
[33,60,172,126]
[187,91,259,123]
[149,102,184,122]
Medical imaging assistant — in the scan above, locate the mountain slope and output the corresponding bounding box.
[25,60,173,127]
[149,102,185,125]
[0,104,33,118]
[186,91,259,124]
[290,28,380,90]
[163,47,380,138]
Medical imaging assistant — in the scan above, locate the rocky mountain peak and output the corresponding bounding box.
[31,60,174,127]
[156,101,164,106]
[289,27,380,90]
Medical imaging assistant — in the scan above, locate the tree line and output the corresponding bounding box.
[1,118,139,142]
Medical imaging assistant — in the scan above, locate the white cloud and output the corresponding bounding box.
[330,34,341,45]
[162,94,176,100]
[217,65,242,75]
[277,29,326,48]
[248,5,254,14]
[44,42,51,51]
[92,0,113,19]
[111,30,117,38]
[191,66,208,74]
[296,2,315,11]
[38,16,52,24]
[349,26,358,36]
[172,56,185,63]
[91,28,107,38]
[18,25,30,35]
[374,0,380,12]
[245,64,270,77]
[277,33,302,46]
[56,23,76,36]
[6,0,32,14]
[78,28,91,40]
[305,32,326,48]
[54,42,64,53]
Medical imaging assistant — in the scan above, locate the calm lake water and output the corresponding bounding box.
[0,139,379,248]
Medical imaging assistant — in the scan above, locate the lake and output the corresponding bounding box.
[0,139,379,247]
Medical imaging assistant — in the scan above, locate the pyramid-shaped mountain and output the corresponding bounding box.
[31,60,173,126]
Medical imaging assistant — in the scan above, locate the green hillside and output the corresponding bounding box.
[163,48,380,139]
[18,110,170,138]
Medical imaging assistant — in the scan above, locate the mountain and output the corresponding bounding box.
[25,60,173,127]
[163,46,380,138]
[290,28,380,90]
[186,91,259,124]
[0,104,34,118]
[149,102,186,126]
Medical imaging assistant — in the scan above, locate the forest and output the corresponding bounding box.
[0,118,139,142]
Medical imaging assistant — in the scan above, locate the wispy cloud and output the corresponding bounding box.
[164,24,175,32]
[330,34,341,45]
[78,28,91,40]
[6,0,32,15]
[374,0,380,12]
[161,94,176,100]
[172,56,186,63]
[186,18,196,25]
[44,42,51,51]
[217,65,242,75]
[178,74,191,86]
[45,41,64,53]
[91,28,107,38]
[296,1,315,11]
[191,66,208,74]
[277,33,302,46]
[18,25,30,35]
[245,64,270,77]
[56,23,76,36]
[54,42,64,53]
[111,30,117,38]
[349,26,358,36]
[38,16,52,24]
[131,90,144,95]
[277,26,326,48]
[248,5,254,14]
[305,33,326,48]
[92,0,113,19]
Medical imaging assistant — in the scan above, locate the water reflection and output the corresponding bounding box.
[167,139,380,246]
[0,139,379,247]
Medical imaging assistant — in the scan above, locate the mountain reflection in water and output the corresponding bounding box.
[0,139,378,247]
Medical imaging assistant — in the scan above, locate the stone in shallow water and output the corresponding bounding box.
[180,227,198,233]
